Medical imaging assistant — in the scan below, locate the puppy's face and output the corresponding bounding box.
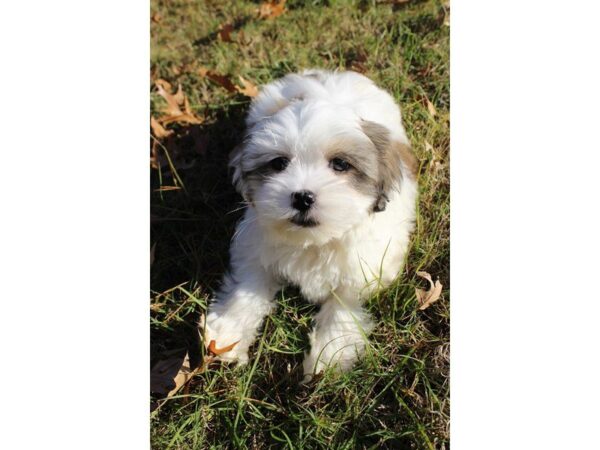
[231,102,407,245]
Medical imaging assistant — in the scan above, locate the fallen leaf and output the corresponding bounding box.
[155,79,179,116]
[151,79,208,173]
[167,354,195,397]
[150,349,192,397]
[198,67,238,93]
[182,95,192,115]
[415,271,443,310]
[150,116,172,139]
[151,326,206,412]
[426,98,437,118]
[198,68,259,97]
[172,83,185,105]
[218,23,234,42]
[236,76,259,97]
[151,12,162,23]
[154,79,203,124]
[258,0,286,19]
[207,339,240,356]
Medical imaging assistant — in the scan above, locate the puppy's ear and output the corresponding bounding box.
[228,143,250,202]
[361,120,418,212]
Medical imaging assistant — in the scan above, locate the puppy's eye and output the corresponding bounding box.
[330,157,352,172]
[269,157,289,172]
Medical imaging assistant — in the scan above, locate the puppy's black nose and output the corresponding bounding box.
[291,190,316,212]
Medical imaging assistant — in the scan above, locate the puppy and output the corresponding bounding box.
[204,69,417,379]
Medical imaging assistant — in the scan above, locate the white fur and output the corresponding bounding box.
[204,69,417,379]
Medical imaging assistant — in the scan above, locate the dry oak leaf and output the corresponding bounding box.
[150,341,239,411]
[218,23,234,42]
[198,68,259,97]
[207,339,240,356]
[415,271,443,310]
[150,116,172,139]
[236,76,259,97]
[155,79,180,116]
[258,0,286,20]
[198,67,238,93]
[154,79,202,125]
[150,350,194,397]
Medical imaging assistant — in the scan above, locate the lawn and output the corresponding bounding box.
[150,0,449,448]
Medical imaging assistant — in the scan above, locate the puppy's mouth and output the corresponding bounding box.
[290,212,319,228]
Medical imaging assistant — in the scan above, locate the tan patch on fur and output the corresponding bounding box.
[323,136,379,181]
[360,120,418,211]
[361,120,417,181]
[361,121,399,188]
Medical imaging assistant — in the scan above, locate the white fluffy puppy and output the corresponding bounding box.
[204,69,417,379]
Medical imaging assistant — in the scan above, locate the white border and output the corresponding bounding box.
[452,1,600,448]
[1,0,600,448]
[0,1,149,448]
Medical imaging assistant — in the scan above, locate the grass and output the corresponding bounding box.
[150,0,449,448]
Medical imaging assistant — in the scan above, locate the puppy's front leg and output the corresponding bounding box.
[303,293,374,379]
[204,266,279,365]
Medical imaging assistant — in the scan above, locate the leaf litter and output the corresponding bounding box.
[198,67,238,93]
[198,67,259,97]
[154,79,202,125]
[151,80,207,172]
[218,23,234,42]
[415,271,443,310]
[258,0,286,20]
[150,325,240,412]
[150,70,258,176]
[236,76,259,97]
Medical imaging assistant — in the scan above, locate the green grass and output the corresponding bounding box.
[150,0,449,448]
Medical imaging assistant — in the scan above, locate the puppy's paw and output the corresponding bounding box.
[302,342,360,382]
[203,313,250,365]
[302,352,326,381]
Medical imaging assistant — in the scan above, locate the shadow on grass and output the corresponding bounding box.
[150,101,248,370]
[149,97,325,405]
